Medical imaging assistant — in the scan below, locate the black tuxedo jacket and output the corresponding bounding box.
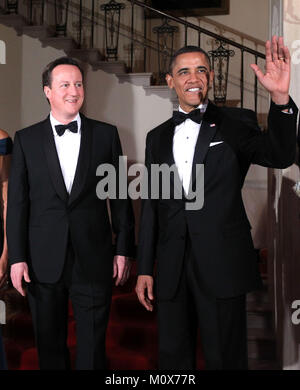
[137,99,298,300]
[7,114,135,284]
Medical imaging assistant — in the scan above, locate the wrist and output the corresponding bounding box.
[271,93,290,105]
[0,255,8,264]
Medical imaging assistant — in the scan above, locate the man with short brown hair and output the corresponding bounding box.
[7,57,135,370]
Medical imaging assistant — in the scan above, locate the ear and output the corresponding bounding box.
[44,86,51,100]
[165,73,174,89]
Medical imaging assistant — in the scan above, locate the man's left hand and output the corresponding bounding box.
[250,35,290,105]
[113,255,132,286]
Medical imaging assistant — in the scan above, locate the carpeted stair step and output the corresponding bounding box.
[4,312,35,348]
[247,328,276,360]
[110,292,156,325]
[247,280,269,304]
[106,321,157,355]
[248,357,280,370]
[107,346,155,370]
[3,339,23,370]
[247,302,273,330]
[19,345,77,370]
[19,348,39,370]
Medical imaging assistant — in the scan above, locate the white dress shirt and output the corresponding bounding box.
[173,104,207,195]
[50,112,81,194]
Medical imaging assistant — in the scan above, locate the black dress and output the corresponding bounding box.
[0,137,12,370]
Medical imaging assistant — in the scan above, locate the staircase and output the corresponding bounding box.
[245,249,279,370]
[0,9,178,106]
[0,0,268,116]
[247,283,279,369]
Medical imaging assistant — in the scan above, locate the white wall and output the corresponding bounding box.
[1,27,172,164]
[84,67,172,163]
[20,35,66,127]
[0,24,22,133]
[207,0,269,41]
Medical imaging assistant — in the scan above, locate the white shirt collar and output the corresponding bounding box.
[178,101,208,114]
[50,112,81,137]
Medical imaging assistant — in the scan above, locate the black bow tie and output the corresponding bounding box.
[55,121,78,136]
[172,109,203,126]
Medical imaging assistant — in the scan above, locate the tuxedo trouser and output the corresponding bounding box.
[157,238,248,370]
[27,242,112,370]
[0,326,7,370]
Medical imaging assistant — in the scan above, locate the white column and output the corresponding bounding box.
[268,0,300,370]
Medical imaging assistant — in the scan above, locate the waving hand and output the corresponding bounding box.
[251,36,290,105]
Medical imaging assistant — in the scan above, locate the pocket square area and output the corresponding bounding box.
[209,141,224,147]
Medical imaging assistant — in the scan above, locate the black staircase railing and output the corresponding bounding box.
[28,0,45,26]
[126,0,265,111]
[0,0,266,112]
[5,0,18,14]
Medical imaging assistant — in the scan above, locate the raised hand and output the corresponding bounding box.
[250,35,290,105]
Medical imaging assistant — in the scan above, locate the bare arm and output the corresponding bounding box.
[0,130,11,288]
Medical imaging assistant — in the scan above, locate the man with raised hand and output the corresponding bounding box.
[136,36,297,369]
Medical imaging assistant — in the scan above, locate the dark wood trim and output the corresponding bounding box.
[146,0,230,18]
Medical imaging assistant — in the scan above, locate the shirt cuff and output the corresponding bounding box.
[271,97,294,114]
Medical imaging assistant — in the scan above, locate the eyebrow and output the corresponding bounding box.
[176,65,208,74]
[59,80,83,83]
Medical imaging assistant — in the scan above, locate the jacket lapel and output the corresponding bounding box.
[190,102,220,188]
[159,119,176,166]
[43,116,69,203]
[68,114,92,206]
[159,119,184,197]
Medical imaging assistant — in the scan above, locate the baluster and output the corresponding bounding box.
[101,0,125,61]
[144,6,147,72]
[54,0,57,28]
[198,31,201,47]
[91,0,95,48]
[29,0,32,24]
[153,18,178,84]
[41,0,44,25]
[254,55,258,115]
[131,1,134,71]
[185,25,187,46]
[5,0,18,14]
[55,0,70,37]
[65,0,69,37]
[240,49,244,108]
[79,0,82,47]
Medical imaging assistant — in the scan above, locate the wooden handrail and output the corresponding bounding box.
[126,0,265,59]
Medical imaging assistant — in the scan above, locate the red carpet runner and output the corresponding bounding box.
[1,262,205,370]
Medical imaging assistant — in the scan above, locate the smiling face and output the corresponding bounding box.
[166,51,214,112]
[44,64,84,124]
